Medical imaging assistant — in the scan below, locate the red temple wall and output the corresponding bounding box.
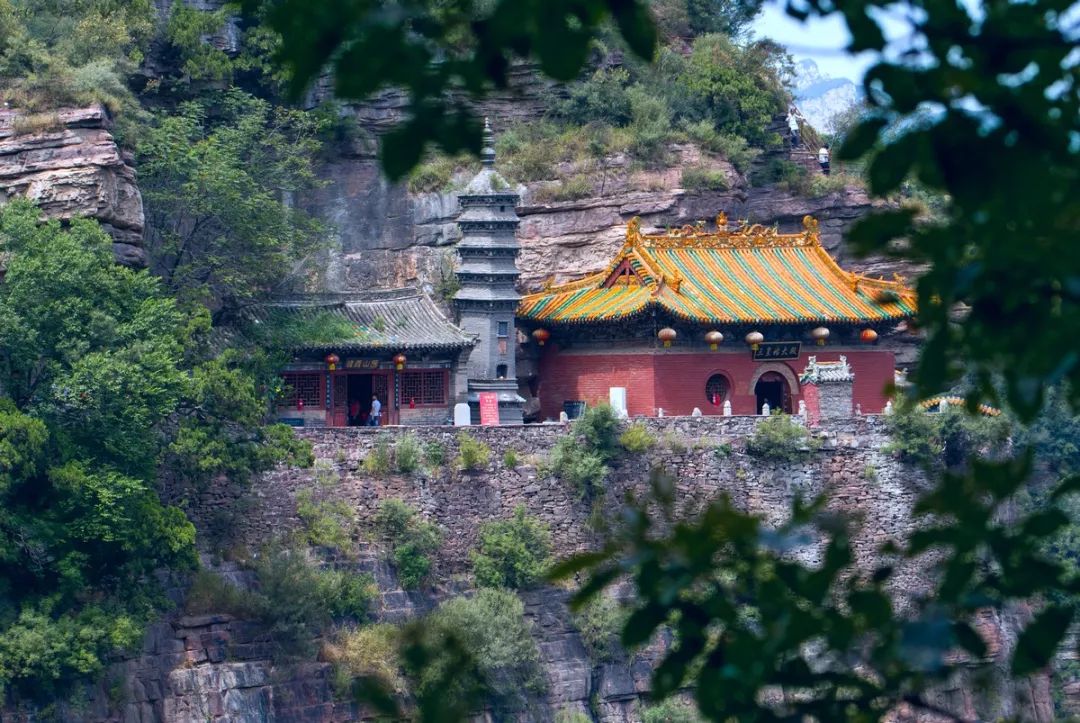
[537,346,896,419]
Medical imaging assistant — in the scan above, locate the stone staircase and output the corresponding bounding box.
[788,147,822,174]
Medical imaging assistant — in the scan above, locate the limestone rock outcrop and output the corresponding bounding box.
[305,130,909,295]
[0,105,146,267]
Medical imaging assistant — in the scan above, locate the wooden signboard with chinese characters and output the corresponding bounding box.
[752,342,801,361]
[345,359,381,369]
[479,392,500,426]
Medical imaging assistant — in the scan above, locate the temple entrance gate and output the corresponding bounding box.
[754,371,792,414]
[332,371,391,426]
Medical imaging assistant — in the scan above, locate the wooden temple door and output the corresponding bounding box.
[332,374,348,427]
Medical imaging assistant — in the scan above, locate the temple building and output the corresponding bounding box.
[517,214,916,419]
[271,289,475,427]
[271,120,525,428]
[271,123,916,426]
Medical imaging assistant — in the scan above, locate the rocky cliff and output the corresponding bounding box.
[32,417,1053,723]
[0,105,145,267]
[309,130,908,296]
[0,98,901,296]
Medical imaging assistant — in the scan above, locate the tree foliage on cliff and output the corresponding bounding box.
[0,0,153,115]
[0,203,195,697]
[138,89,327,318]
[0,201,312,699]
[240,0,662,179]
[472,506,553,590]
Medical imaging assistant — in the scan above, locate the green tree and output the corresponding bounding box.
[0,200,314,697]
[649,0,763,38]
[0,202,198,698]
[163,352,314,492]
[472,506,553,590]
[137,89,327,318]
[677,34,788,146]
[414,589,545,712]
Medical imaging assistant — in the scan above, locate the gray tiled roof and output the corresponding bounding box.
[253,289,476,353]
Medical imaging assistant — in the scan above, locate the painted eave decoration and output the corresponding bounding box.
[518,214,918,326]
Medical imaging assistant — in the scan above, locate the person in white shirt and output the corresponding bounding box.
[368,395,382,426]
[787,109,800,148]
[818,144,831,175]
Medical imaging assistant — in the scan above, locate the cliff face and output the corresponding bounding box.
[37,417,1052,723]
[0,106,146,267]
[309,138,905,296]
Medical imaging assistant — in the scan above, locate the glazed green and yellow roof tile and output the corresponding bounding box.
[518,214,917,326]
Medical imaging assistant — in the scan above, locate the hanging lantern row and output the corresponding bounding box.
[325,353,340,371]
[529,326,881,350]
[393,353,407,370]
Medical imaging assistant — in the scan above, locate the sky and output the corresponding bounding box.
[753,0,921,83]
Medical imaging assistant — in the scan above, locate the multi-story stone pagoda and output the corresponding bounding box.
[453,120,525,424]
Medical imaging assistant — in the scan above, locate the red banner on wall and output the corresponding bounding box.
[479,392,500,426]
[802,383,820,427]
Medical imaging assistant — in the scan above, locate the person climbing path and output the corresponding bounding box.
[818,143,831,175]
[787,107,801,149]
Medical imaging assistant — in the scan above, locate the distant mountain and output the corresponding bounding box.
[791,59,863,133]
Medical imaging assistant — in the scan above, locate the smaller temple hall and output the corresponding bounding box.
[517,214,916,418]
[270,289,475,427]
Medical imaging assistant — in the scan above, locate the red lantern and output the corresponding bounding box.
[393,353,407,371]
[658,327,677,348]
[745,331,764,351]
[860,328,879,344]
[811,326,830,346]
[297,398,304,411]
[325,353,340,371]
[531,328,551,346]
[704,330,724,351]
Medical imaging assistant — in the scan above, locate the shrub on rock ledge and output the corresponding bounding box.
[455,431,491,471]
[375,499,442,589]
[620,422,657,453]
[572,593,631,663]
[415,588,545,712]
[472,506,553,590]
[745,412,818,462]
[548,403,621,497]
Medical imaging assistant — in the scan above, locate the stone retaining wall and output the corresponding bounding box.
[50,415,1051,723]
[225,415,930,596]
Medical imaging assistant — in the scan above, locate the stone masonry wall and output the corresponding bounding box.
[54,416,1052,723]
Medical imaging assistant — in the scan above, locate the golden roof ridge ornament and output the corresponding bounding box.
[626,216,642,248]
[802,215,820,244]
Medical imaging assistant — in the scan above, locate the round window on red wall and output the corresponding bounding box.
[705,374,730,407]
